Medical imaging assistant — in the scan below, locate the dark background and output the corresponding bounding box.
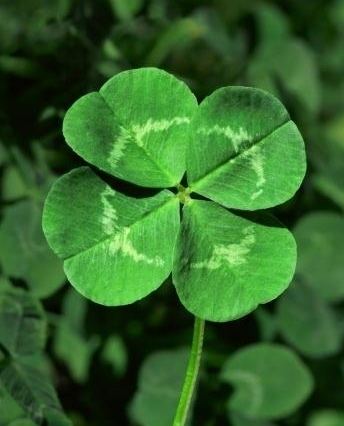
[0,0,344,425]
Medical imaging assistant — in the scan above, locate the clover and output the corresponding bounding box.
[43,67,306,323]
[43,68,306,424]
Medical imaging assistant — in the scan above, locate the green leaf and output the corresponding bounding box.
[53,289,100,383]
[221,343,314,420]
[173,200,296,321]
[248,4,320,115]
[0,200,65,298]
[0,387,38,426]
[0,277,12,290]
[187,86,306,210]
[1,165,28,201]
[313,174,344,211]
[0,5,19,53]
[294,212,344,302]
[330,0,344,31]
[312,113,344,210]
[0,0,70,56]
[277,281,342,358]
[248,36,320,115]
[43,167,180,305]
[230,412,275,426]
[145,18,203,66]
[2,146,54,203]
[192,8,238,59]
[0,142,8,166]
[130,348,190,426]
[9,421,38,426]
[59,288,87,332]
[108,0,143,21]
[54,325,99,384]
[43,408,73,426]
[307,410,344,426]
[62,68,197,188]
[0,385,27,425]
[101,335,127,377]
[0,287,46,356]
[0,355,63,424]
[0,288,69,424]
[272,40,320,115]
[254,307,278,342]
[255,4,290,44]
[0,56,42,78]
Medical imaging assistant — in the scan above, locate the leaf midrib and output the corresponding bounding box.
[2,360,60,419]
[189,118,290,190]
[64,194,178,262]
[100,92,180,186]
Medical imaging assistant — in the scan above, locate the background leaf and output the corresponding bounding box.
[277,281,342,358]
[0,286,68,424]
[0,286,46,356]
[221,343,314,420]
[101,335,127,377]
[0,0,343,424]
[307,410,344,426]
[130,348,191,426]
[53,289,100,384]
[0,201,65,299]
[294,212,344,302]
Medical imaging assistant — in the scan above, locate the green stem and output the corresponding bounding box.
[173,316,205,426]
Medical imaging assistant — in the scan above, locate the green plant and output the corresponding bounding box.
[42,67,306,425]
[221,343,313,420]
[0,284,71,425]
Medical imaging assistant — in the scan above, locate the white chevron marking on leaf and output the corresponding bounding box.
[131,117,191,147]
[197,125,252,152]
[109,227,164,266]
[100,187,118,235]
[241,145,266,200]
[191,226,255,270]
[108,117,190,167]
[108,126,132,167]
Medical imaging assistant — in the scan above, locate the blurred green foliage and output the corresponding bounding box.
[0,0,344,425]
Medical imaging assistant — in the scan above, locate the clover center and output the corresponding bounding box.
[177,184,191,205]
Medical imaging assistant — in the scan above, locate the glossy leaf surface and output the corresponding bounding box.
[187,87,306,210]
[43,167,179,305]
[63,68,197,187]
[173,201,296,321]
